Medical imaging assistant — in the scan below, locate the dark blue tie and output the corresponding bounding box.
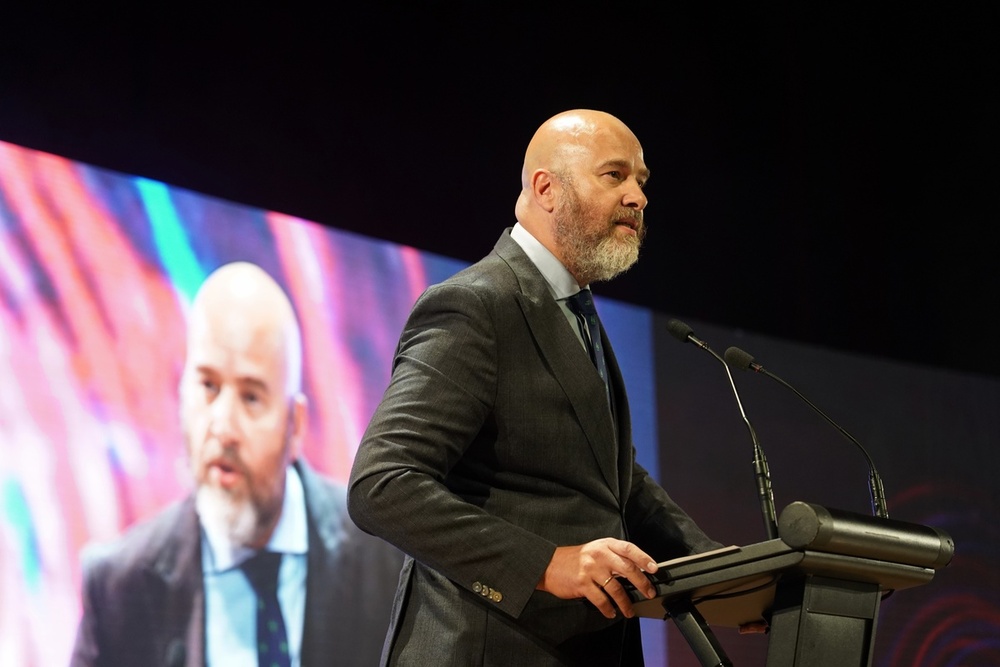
[241,551,291,667]
[567,289,610,394]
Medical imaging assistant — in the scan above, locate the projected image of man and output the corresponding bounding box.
[72,262,403,667]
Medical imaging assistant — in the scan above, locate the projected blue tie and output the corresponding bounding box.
[241,551,291,667]
[567,289,610,398]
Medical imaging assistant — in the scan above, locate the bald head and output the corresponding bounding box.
[186,262,303,399]
[520,110,639,189]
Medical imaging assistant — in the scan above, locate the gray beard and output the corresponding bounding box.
[195,484,261,547]
[572,232,640,284]
[554,194,641,284]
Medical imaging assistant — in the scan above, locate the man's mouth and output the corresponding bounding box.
[207,458,243,488]
[614,217,641,235]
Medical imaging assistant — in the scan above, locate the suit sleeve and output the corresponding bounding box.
[623,460,725,561]
[348,282,554,619]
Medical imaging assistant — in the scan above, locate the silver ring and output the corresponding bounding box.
[600,575,615,588]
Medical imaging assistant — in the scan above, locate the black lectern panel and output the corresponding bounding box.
[630,540,797,625]
[625,502,955,666]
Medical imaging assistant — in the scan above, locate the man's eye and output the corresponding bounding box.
[606,170,622,180]
[201,380,219,394]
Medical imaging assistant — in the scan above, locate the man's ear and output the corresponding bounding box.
[531,169,558,213]
[288,392,308,461]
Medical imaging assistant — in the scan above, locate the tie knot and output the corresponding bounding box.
[567,289,598,317]
[241,551,282,596]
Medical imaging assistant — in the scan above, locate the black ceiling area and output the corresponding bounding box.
[4,5,998,377]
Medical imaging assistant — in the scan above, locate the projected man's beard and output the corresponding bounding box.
[188,421,293,548]
[195,480,265,547]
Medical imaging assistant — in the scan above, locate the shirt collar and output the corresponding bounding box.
[201,464,309,574]
[509,222,586,299]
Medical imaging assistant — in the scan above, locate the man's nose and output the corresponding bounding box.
[208,387,241,444]
[623,180,647,210]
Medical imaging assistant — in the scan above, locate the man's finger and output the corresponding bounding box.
[605,559,657,600]
[601,579,637,618]
[587,586,618,619]
[608,540,658,574]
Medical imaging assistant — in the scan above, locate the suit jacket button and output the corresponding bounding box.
[491,591,503,603]
[473,581,483,594]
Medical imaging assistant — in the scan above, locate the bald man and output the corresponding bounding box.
[349,110,722,666]
[72,262,404,667]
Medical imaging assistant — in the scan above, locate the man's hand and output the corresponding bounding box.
[536,538,659,619]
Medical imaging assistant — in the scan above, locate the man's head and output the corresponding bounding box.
[179,262,307,549]
[514,109,649,286]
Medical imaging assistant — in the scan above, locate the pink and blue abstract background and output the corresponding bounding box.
[1,139,997,665]
[0,139,657,665]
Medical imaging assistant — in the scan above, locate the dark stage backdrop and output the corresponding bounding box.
[1,139,996,665]
[654,318,999,665]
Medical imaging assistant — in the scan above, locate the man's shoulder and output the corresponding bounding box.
[296,460,346,504]
[448,252,512,284]
[298,461,404,561]
[80,497,195,581]
[430,232,537,298]
[297,461,355,537]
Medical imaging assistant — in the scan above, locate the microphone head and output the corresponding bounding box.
[666,319,694,343]
[724,346,756,370]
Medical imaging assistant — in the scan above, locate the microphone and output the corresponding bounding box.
[666,319,713,352]
[667,319,779,539]
[724,346,890,519]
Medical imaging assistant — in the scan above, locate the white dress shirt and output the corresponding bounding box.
[509,222,590,353]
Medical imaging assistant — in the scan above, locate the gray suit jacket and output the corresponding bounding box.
[349,230,720,666]
[71,460,404,667]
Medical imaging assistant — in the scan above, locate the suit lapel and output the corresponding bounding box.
[148,499,205,666]
[298,462,348,666]
[497,235,621,500]
[600,326,634,503]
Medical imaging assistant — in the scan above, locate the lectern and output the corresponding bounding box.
[628,501,955,667]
